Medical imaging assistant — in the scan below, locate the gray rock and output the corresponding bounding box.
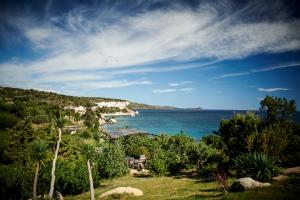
[230,177,271,192]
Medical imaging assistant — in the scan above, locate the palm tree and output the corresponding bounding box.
[48,117,65,199]
[79,141,97,200]
[31,140,49,200]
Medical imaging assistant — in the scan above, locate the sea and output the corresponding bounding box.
[104,109,300,140]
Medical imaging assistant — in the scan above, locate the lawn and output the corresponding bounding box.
[65,174,300,200]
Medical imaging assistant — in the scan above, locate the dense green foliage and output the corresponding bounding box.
[0,87,299,199]
[260,96,296,124]
[97,141,128,178]
[234,152,280,181]
[218,112,262,158]
[148,148,168,176]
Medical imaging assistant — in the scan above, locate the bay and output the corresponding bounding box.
[104,109,247,139]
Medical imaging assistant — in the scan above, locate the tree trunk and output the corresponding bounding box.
[87,159,95,200]
[33,162,39,200]
[49,128,62,199]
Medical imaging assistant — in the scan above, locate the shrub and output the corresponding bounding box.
[167,133,195,174]
[0,112,20,130]
[254,124,289,159]
[53,158,99,195]
[148,149,168,176]
[234,152,280,182]
[218,112,262,158]
[97,141,128,179]
[0,164,33,199]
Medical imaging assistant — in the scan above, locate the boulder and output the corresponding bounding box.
[99,187,143,198]
[230,177,271,192]
[129,169,139,175]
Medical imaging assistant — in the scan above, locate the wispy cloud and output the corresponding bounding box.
[0,1,300,92]
[168,81,194,87]
[153,89,177,93]
[153,87,195,93]
[216,61,300,79]
[253,62,300,72]
[76,79,153,89]
[216,72,251,79]
[258,88,290,92]
[179,87,195,92]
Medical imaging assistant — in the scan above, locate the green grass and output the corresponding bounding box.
[65,174,300,200]
[225,175,300,200]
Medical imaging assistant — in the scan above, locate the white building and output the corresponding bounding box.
[64,105,86,115]
[95,101,129,109]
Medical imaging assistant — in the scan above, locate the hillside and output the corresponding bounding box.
[0,87,175,110]
[0,87,126,106]
[128,102,179,110]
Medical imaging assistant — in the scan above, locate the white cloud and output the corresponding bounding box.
[215,72,251,79]
[153,89,177,93]
[252,62,300,73]
[258,88,290,92]
[153,87,195,93]
[179,87,195,92]
[168,81,194,87]
[1,1,300,90]
[77,79,153,89]
[216,61,300,79]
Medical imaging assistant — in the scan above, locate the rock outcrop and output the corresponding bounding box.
[230,177,271,192]
[98,187,143,198]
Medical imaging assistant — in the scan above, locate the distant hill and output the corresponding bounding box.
[0,87,179,110]
[0,87,127,107]
[128,102,179,110]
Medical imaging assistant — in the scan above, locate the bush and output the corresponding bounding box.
[0,164,33,199]
[167,133,195,174]
[218,112,262,158]
[0,112,20,130]
[254,124,289,159]
[97,141,128,179]
[52,158,99,195]
[148,149,168,176]
[234,152,280,182]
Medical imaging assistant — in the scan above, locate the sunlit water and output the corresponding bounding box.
[104,110,244,139]
[104,109,300,139]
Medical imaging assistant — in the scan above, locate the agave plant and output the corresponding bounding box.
[234,152,280,182]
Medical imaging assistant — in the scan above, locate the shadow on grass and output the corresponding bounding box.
[199,188,219,192]
[133,174,152,178]
[194,178,215,183]
[187,193,224,199]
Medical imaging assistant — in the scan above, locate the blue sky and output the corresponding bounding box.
[0,0,300,109]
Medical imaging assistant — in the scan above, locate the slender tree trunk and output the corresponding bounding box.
[197,160,200,171]
[33,162,39,200]
[87,159,95,200]
[49,128,62,199]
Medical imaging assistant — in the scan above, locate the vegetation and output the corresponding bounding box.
[63,174,300,200]
[234,152,280,181]
[31,140,49,200]
[0,87,299,199]
[79,141,98,200]
[97,140,128,179]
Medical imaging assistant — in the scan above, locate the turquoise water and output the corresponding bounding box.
[105,110,300,139]
[105,109,246,139]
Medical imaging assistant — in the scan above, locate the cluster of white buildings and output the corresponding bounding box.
[64,105,86,115]
[96,101,129,109]
[64,101,133,116]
